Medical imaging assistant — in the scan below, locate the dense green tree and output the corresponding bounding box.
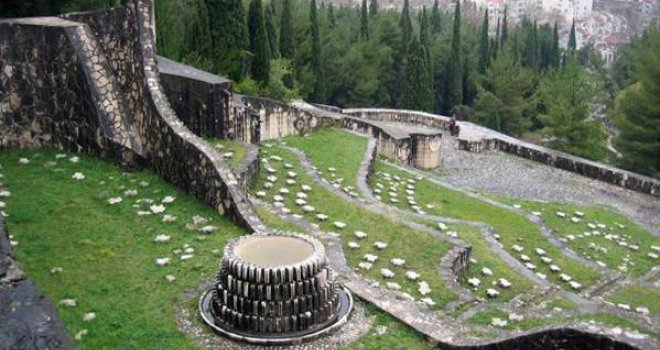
[491,17,499,59]
[328,3,336,28]
[310,0,324,102]
[430,0,441,34]
[613,30,660,177]
[399,0,412,51]
[568,18,577,52]
[501,6,508,43]
[537,58,605,159]
[551,22,560,67]
[401,37,433,111]
[265,2,279,58]
[207,0,248,80]
[279,0,294,59]
[473,52,537,135]
[247,0,271,83]
[369,0,378,17]
[445,0,463,111]
[361,0,369,40]
[522,19,539,68]
[478,9,489,73]
[156,0,184,60]
[182,0,212,70]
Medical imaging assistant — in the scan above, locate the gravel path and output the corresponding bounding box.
[435,134,660,235]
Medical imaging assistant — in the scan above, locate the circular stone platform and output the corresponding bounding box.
[199,233,353,345]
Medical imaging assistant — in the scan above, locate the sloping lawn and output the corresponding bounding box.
[1,149,246,349]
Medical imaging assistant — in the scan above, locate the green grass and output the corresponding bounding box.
[254,145,456,309]
[608,285,660,315]
[0,149,247,349]
[469,310,659,338]
[369,160,602,291]
[207,138,247,169]
[254,205,304,232]
[447,224,533,302]
[342,303,438,350]
[508,200,660,278]
[282,128,369,189]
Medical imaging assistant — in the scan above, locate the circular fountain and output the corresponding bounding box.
[199,233,353,345]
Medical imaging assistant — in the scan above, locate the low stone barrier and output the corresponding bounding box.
[343,108,660,197]
[157,56,232,139]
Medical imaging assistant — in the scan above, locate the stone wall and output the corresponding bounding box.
[342,116,413,166]
[343,108,452,131]
[0,16,140,168]
[158,55,231,139]
[241,96,336,143]
[344,108,660,197]
[125,0,267,233]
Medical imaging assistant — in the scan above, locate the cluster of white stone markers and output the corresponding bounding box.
[372,170,518,300]
[372,172,433,215]
[254,147,439,308]
[553,210,659,271]
[550,209,657,315]
[212,143,236,160]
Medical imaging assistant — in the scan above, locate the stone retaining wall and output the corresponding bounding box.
[241,96,336,143]
[126,0,267,233]
[157,55,231,139]
[0,17,139,168]
[235,143,260,191]
[343,108,660,197]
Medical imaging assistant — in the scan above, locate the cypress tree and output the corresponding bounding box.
[265,2,279,58]
[552,22,560,67]
[207,0,248,80]
[401,37,434,112]
[446,0,463,111]
[360,0,369,40]
[420,7,433,90]
[328,3,336,28]
[369,0,378,17]
[247,0,271,83]
[420,7,430,47]
[478,9,489,73]
[523,19,539,68]
[501,6,508,43]
[185,0,211,59]
[431,0,441,34]
[568,18,577,52]
[399,0,412,53]
[492,17,499,59]
[310,0,324,102]
[279,0,294,59]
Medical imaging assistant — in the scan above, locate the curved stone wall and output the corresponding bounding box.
[124,0,268,233]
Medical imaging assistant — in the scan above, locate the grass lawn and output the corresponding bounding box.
[369,160,602,292]
[254,145,456,309]
[207,138,247,169]
[0,149,247,349]
[468,309,659,338]
[281,128,369,189]
[344,304,438,350]
[441,223,533,302]
[607,285,660,316]
[505,200,659,278]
